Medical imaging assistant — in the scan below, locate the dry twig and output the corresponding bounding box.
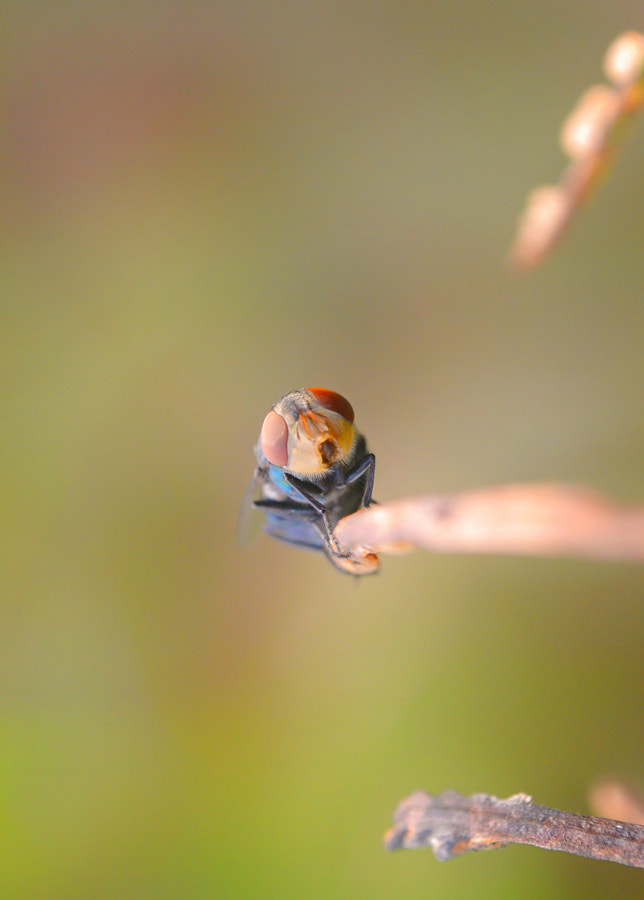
[509,31,644,270]
[385,790,644,868]
[335,483,644,563]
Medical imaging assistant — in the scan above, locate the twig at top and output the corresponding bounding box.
[335,482,644,563]
[385,790,644,868]
[508,31,644,271]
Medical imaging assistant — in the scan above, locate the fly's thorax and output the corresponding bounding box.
[296,433,370,527]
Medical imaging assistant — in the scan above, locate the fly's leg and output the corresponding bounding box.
[253,497,317,518]
[343,453,376,507]
[282,473,348,559]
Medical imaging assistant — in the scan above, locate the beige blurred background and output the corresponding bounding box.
[3,3,644,898]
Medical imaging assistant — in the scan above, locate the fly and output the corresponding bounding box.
[242,387,379,576]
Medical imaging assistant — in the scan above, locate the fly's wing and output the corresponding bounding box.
[236,463,324,551]
[235,468,266,548]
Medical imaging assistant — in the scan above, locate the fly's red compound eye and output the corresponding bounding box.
[306,388,355,423]
[260,410,289,467]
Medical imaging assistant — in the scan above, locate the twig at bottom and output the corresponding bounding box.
[385,790,644,868]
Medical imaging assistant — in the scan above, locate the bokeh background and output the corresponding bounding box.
[3,2,644,898]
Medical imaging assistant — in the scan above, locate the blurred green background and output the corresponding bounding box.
[3,2,644,897]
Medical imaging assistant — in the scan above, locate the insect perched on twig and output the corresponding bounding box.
[240,388,379,575]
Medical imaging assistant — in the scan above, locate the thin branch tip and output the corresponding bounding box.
[336,482,644,563]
